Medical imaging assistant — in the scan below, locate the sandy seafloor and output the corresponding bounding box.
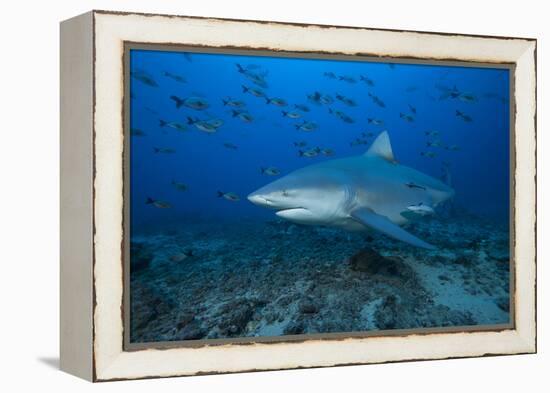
[129,213,510,343]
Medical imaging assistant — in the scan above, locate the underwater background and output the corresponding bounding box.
[129,48,511,343]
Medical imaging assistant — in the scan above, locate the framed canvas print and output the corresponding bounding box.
[60,10,537,382]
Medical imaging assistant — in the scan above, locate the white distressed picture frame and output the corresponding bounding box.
[60,10,536,382]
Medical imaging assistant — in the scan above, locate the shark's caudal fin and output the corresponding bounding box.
[364,131,395,162]
[351,208,436,250]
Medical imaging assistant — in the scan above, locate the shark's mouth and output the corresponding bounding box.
[247,194,306,213]
[275,207,306,213]
[275,207,311,220]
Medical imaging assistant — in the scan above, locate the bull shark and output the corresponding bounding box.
[247,131,454,250]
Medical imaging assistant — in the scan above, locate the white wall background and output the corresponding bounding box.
[0,0,545,391]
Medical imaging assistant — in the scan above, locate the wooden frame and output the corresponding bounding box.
[60,10,537,382]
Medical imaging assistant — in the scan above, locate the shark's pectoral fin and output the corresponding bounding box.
[350,208,436,250]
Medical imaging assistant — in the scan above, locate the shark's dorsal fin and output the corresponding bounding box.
[365,131,395,162]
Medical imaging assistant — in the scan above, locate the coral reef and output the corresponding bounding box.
[129,216,510,343]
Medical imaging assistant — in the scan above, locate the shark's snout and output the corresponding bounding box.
[248,192,280,209]
[247,192,269,206]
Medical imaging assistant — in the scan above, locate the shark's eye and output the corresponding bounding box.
[282,190,290,197]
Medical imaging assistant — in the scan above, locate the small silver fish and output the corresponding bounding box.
[187,117,219,133]
[171,180,188,191]
[455,110,472,122]
[217,191,240,202]
[338,75,357,83]
[350,139,368,147]
[282,111,302,119]
[261,167,281,176]
[360,75,374,86]
[206,118,224,128]
[170,95,209,110]
[159,119,187,131]
[319,94,333,105]
[368,92,386,108]
[266,97,287,107]
[163,71,186,83]
[130,71,158,87]
[231,110,254,123]
[367,118,384,126]
[236,64,269,88]
[437,84,462,100]
[130,128,146,137]
[295,121,318,132]
[400,113,415,122]
[335,94,357,107]
[307,91,332,105]
[328,108,354,123]
[458,93,477,103]
[299,147,321,157]
[222,97,246,107]
[153,147,176,154]
[146,197,171,209]
[242,85,266,98]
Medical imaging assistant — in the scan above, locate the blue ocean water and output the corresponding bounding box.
[130,49,509,231]
[128,48,511,342]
